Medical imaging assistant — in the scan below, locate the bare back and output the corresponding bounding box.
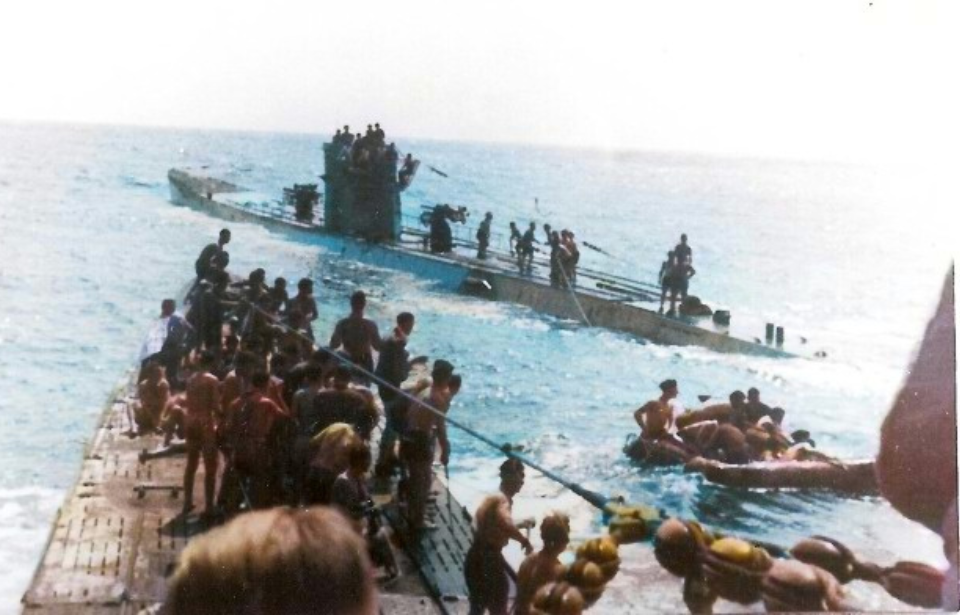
[186,372,221,425]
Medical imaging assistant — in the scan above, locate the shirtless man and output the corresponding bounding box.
[183,351,221,516]
[464,459,535,615]
[402,360,456,530]
[136,362,169,434]
[329,291,382,378]
[515,513,571,615]
[288,278,319,340]
[633,379,697,464]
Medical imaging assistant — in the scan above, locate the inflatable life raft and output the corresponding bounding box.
[683,456,878,493]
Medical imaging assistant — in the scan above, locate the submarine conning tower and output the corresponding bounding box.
[322,140,403,241]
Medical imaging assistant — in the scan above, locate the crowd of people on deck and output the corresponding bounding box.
[630,378,823,466]
[144,227,957,613]
[137,227,581,614]
[329,123,418,184]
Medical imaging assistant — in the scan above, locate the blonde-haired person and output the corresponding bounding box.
[514,512,572,614]
[165,506,377,615]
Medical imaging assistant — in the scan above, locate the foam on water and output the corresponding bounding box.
[0,122,951,612]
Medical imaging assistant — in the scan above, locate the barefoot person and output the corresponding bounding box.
[401,360,456,530]
[329,290,382,379]
[515,512,572,615]
[465,459,535,615]
[183,351,221,515]
[136,362,170,434]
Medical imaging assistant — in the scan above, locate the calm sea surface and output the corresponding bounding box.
[0,122,952,612]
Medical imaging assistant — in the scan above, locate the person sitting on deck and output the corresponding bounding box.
[401,360,456,531]
[465,459,535,615]
[477,212,493,260]
[222,370,289,510]
[329,290,382,380]
[136,362,169,434]
[515,512,572,615]
[287,278,318,340]
[519,222,538,275]
[182,350,221,517]
[139,298,192,390]
[165,506,378,615]
[194,228,231,283]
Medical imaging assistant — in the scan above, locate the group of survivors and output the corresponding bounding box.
[140,228,572,615]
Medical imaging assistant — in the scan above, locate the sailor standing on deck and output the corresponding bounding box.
[674,233,693,265]
[465,459,535,615]
[329,291,382,382]
[194,228,231,282]
[476,212,493,260]
[519,222,538,275]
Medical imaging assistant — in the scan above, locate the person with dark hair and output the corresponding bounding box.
[508,221,522,258]
[183,351,221,516]
[465,459,534,615]
[329,291,382,380]
[140,298,192,390]
[266,277,288,314]
[165,506,378,615]
[674,233,692,265]
[288,278,318,340]
[477,212,493,259]
[515,512,572,615]
[519,222,538,275]
[402,360,458,530]
[197,271,233,355]
[310,365,377,440]
[374,312,416,476]
[659,251,677,314]
[222,371,289,509]
[136,362,169,434]
[194,228,231,281]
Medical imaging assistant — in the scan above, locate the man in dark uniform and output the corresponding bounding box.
[476,212,493,259]
[519,222,538,275]
[194,228,231,281]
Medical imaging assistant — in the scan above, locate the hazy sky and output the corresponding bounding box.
[1,1,957,161]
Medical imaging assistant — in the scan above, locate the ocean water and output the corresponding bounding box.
[0,121,952,612]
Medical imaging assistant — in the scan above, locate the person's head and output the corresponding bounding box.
[348,442,373,476]
[449,374,462,397]
[165,506,377,615]
[145,361,164,381]
[499,458,526,497]
[251,371,271,392]
[747,387,761,403]
[544,223,551,231]
[551,231,561,242]
[667,250,675,260]
[529,222,536,230]
[561,230,570,239]
[234,351,259,379]
[350,290,367,313]
[218,228,231,246]
[432,359,455,386]
[510,221,517,229]
[397,312,415,336]
[198,350,217,372]
[343,124,350,133]
[729,390,747,408]
[680,233,688,244]
[304,362,324,385]
[297,278,313,295]
[249,268,266,285]
[485,212,493,220]
[161,299,176,317]
[332,365,352,390]
[659,379,678,400]
[335,129,341,135]
[224,334,240,352]
[540,512,571,554]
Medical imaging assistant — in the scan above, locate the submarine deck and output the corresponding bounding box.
[20,370,477,614]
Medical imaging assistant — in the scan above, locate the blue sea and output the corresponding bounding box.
[0,121,952,612]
